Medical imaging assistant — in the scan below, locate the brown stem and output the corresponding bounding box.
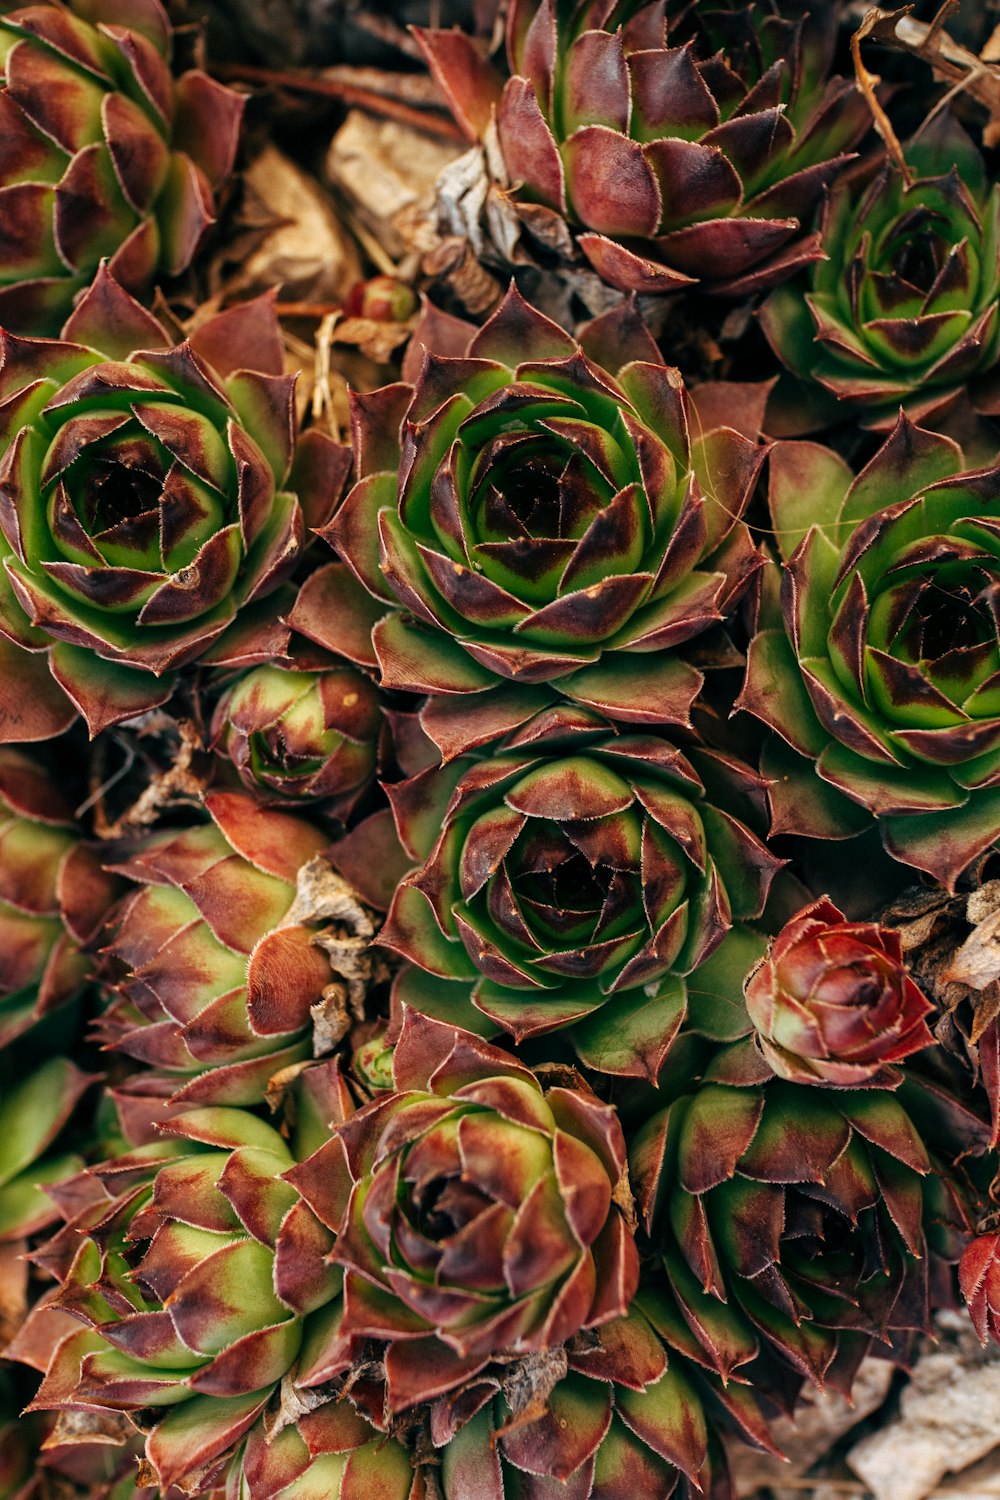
[213,63,466,142]
[852,11,914,186]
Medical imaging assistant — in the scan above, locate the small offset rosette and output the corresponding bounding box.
[745,897,934,1086]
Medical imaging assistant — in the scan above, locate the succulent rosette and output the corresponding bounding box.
[0,268,350,733]
[418,0,868,296]
[762,116,1000,427]
[630,1040,949,1388]
[745,897,935,1086]
[0,1056,94,1245]
[210,661,382,810]
[27,1076,359,1492]
[0,747,117,1046]
[325,287,765,739]
[287,1013,639,1413]
[96,789,366,1106]
[737,418,1000,888]
[437,1298,770,1500]
[0,0,244,335]
[380,708,781,1077]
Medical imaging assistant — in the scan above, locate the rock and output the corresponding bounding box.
[928,1449,1000,1498]
[848,1313,1000,1500]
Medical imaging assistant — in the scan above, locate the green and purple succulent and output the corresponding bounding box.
[325,285,765,747]
[0,746,116,1046]
[419,0,869,296]
[96,789,359,1106]
[738,417,1000,888]
[210,660,382,811]
[24,1069,354,1492]
[0,267,350,734]
[286,1012,640,1413]
[380,706,781,1077]
[0,0,244,336]
[744,897,935,1086]
[762,116,1000,428]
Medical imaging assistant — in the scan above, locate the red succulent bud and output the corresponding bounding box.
[745,897,935,1086]
[961,1231,1000,1346]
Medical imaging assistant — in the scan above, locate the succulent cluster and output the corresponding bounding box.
[3,3,1000,1499]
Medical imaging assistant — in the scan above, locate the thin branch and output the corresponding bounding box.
[212,63,466,142]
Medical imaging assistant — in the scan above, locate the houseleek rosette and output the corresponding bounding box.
[97,789,347,1106]
[437,1299,766,1500]
[0,747,117,1046]
[286,1013,640,1414]
[380,708,781,1078]
[0,1056,94,1245]
[0,267,349,733]
[762,116,1000,427]
[0,0,244,335]
[738,417,1000,888]
[745,897,935,1086]
[419,0,868,296]
[27,1083,353,1492]
[325,286,764,747]
[630,1040,948,1387]
[210,661,382,810]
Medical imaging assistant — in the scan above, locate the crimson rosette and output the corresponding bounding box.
[325,285,764,741]
[0,0,243,335]
[0,268,349,734]
[745,897,935,1086]
[418,0,868,296]
[287,1013,639,1414]
[378,708,782,1078]
[738,417,1000,888]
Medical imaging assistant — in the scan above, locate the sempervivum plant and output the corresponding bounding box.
[762,116,1000,428]
[0,267,349,734]
[210,660,382,810]
[744,897,935,1085]
[327,287,765,744]
[26,1077,362,1492]
[418,0,868,296]
[0,0,244,335]
[436,1299,766,1499]
[630,1039,950,1388]
[287,1012,639,1413]
[0,1056,94,1245]
[0,747,117,1046]
[737,418,1000,888]
[96,789,371,1105]
[380,706,781,1078]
